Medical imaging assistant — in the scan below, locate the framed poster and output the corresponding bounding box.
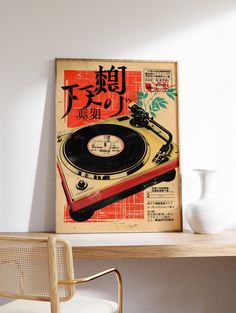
[55,59,182,233]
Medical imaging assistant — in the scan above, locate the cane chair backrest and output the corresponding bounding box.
[0,236,75,302]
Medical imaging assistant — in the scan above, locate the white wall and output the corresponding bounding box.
[1,0,236,312]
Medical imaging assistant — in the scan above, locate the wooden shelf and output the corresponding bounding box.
[2,230,236,259]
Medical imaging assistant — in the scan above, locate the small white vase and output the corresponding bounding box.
[185,169,225,234]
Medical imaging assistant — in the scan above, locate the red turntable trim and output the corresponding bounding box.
[57,159,179,214]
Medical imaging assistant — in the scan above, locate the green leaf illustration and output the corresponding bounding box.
[159,102,167,109]
[137,91,148,99]
[167,88,175,92]
[151,98,160,110]
[136,89,173,118]
[149,96,168,117]
[155,97,168,109]
[166,88,177,101]
[166,92,175,100]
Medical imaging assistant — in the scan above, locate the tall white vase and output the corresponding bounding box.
[185,169,225,234]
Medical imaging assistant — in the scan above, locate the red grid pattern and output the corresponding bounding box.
[64,190,144,222]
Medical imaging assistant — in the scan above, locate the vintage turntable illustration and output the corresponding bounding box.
[56,59,181,233]
[57,104,179,222]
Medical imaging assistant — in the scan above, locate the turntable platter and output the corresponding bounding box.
[62,124,149,179]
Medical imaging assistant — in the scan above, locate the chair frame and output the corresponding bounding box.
[0,235,122,313]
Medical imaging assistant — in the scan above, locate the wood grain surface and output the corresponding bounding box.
[2,230,236,259]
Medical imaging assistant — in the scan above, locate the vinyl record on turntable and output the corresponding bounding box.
[61,124,150,179]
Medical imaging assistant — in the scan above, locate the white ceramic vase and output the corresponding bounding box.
[185,169,225,234]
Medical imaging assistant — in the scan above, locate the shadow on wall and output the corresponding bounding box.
[117,0,236,41]
[49,0,236,56]
[27,0,236,232]
[29,60,55,231]
[1,0,236,64]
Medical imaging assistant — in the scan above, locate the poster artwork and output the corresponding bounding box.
[55,59,182,233]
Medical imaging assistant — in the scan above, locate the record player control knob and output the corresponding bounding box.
[76,180,88,190]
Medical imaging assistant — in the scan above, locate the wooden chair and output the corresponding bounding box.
[0,235,122,313]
